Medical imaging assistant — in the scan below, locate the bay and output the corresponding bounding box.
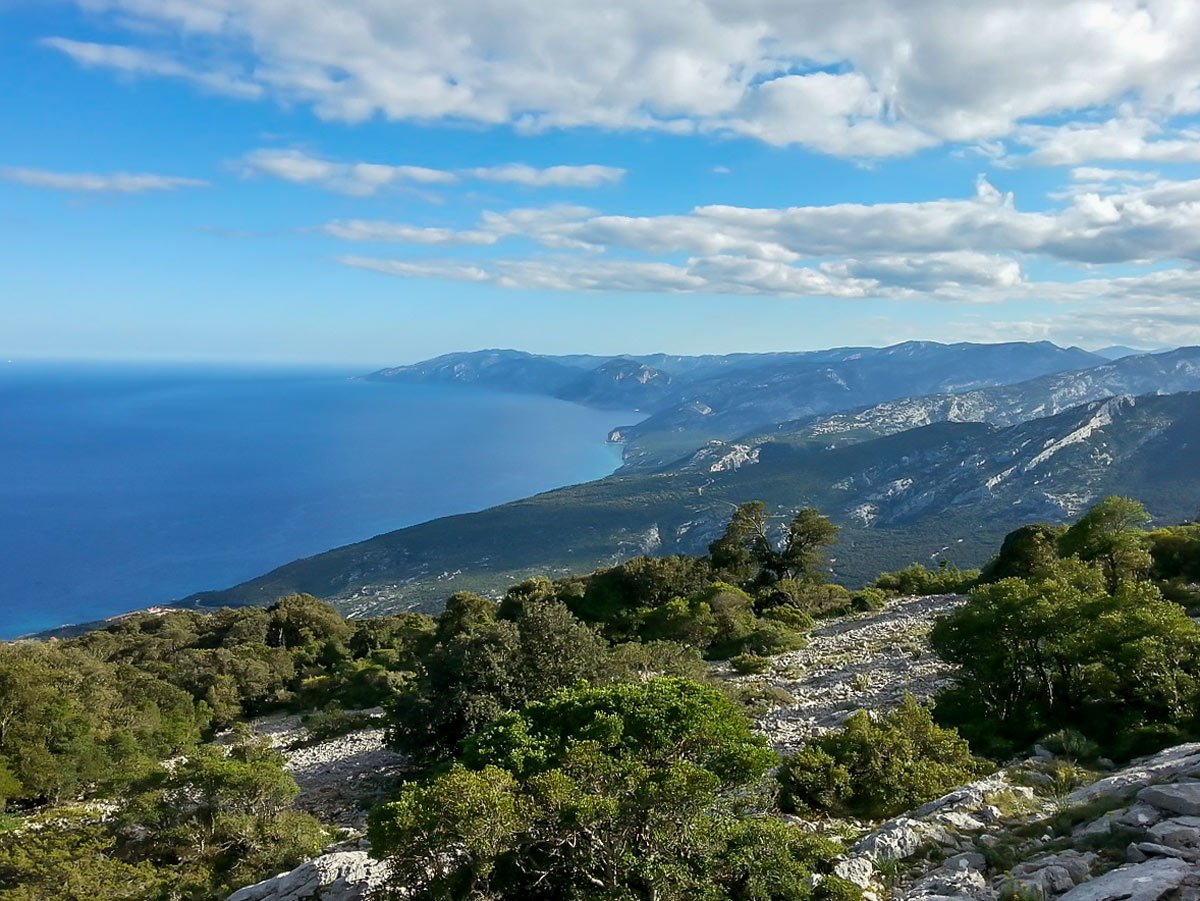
[0,363,626,637]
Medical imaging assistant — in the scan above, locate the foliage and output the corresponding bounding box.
[710,503,840,587]
[387,600,610,764]
[778,695,985,819]
[1058,497,1153,592]
[872,562,979,597]
[979,524,1067,583]
[371,678,855,901]
[730,654,772,675]
[0,741,325,900]
[931,560,1200,758]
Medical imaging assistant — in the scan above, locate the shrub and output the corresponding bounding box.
[730,654,771,675]
[851,587,887,612]
[873,563,979,597]
[778,695,987,819]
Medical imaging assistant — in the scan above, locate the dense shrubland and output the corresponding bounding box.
[2,496,1199,898]
[933,496,1200,760]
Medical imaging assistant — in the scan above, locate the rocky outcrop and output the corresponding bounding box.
[226,851,391,901]
[823,743,1200,901]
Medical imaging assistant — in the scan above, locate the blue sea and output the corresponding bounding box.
[0,363,627,637]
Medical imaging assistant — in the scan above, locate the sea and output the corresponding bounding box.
[0,363,628,638]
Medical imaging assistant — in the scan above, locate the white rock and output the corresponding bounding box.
[225,851,392,901]
[851,819,926,861]
[833,856,876,888]
[1066,744,1200,806]
[1138,783,1200,817]
[1057,857,1195,901]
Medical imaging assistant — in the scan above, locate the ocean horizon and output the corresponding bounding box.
[0,362,628,637]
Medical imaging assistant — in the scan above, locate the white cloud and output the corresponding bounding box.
[59,0,1200,158]
[466,164,625,187]
[240,149,456,196]
[324,175,1200,267]
[1071,167,1159,183]
[322,220,498,245]
[1013,118,1200,166]
[0,167,207,192]
[42,37,261,99]
[240,150,624,195]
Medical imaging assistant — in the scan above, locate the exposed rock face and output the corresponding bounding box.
[743,599,1200,901]
[226,851,391,901]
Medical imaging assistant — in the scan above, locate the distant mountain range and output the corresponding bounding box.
[370,341,1105,465]
[179,342,1200,617]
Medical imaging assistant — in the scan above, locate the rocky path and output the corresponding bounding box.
[753,594,966,752]
[247,710,408,828]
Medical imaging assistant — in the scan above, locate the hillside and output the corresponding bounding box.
[181,391,1200,616]
[771,346,1200,449]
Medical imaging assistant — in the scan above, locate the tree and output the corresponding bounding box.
[1058,496,1152,592]
[266,594,352,662]
[435,591,498,641]
[931,562,1200,758]
[388,601,610,764]
[710,502,772,584]
[774,509,840,582]
[979,523,1066,583]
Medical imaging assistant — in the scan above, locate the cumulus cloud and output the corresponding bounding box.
[240,149,456,196]
[240,150,624,195]
[57,0,1200,158]
[0,167,207,192]
[1012,117,1200,165]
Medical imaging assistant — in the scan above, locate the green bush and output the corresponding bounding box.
[873,563,979,597]
[851,587,887,612]
[931,564,1200,759]
[779,696,987,819]
[730,653,771,675]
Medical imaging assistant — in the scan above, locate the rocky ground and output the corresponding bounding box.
[753,594,966,752]
[826,743,1200,900]
[245,709,409,828]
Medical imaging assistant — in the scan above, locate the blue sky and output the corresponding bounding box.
[4,1,1200,364]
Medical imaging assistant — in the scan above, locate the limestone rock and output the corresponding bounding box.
[225,851,391,901]
[1138,783,1200,817]
[1057,857,1195,901]
[833,856,875,888]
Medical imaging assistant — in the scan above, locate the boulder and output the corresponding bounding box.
[833,856,875,888]
[1148,816,1200,850]
[1057,857,1195,901]
[225,851,392,901]
[1138,783,1200,817]
[850,819,926,861]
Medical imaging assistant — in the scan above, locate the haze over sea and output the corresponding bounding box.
[0,363,626,638]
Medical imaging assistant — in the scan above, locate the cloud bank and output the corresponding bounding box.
[52,0,1200,158]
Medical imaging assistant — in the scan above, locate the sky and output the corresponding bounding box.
[3,0,1200,365]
